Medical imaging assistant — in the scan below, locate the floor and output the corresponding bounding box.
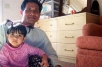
[59,61,75,67]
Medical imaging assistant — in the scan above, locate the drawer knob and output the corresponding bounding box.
[65,23,74,25]
[50,35,52,37]
[65,49,73,51]
[65,36,74,38]
[50,24,52,26]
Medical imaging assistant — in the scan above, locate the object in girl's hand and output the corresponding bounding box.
[28,55,53,67]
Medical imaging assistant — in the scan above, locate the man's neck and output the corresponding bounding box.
[21,21,34,27]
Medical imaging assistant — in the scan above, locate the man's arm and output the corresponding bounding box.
[40,54,49,67]
[0,24,7,50]
[39,32,61,67]
[25,27,62,67]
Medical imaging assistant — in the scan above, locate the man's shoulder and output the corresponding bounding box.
[0,21,6,25]
[0,21,6,29]
[31,27,47,38]
[34,27,45,33]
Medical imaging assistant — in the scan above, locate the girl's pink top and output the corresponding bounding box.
[0,43,45,67]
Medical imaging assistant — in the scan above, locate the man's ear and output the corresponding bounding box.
[20,10,23,16]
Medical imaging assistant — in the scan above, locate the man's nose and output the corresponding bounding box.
[30,10,35,15]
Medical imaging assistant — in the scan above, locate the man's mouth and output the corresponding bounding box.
[28,17,36,20]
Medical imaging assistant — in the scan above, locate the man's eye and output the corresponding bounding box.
[35,10,39,12]
[25,9,39,13]
[25,9,31,11]
[26,9,31,11]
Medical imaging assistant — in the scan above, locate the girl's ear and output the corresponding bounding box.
[6,34,8,38]
[23,37,26,41]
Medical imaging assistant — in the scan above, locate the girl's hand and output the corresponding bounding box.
[40,54,49,67]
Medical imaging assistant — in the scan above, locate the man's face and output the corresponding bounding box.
[21,2,40,26]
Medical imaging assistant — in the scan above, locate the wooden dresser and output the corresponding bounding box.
[35,12,99,63]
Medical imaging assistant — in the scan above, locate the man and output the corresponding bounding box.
[0,0,61,67]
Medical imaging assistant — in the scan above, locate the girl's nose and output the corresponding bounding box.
[13,36,19,39]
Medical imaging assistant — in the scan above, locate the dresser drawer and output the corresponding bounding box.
[46,19,57,31]
[57,43,77,57]
[45,32,57,42]
[57,19,74,31]
[57,16,86,31]
[35,19,48,31]
[57,30,82,43]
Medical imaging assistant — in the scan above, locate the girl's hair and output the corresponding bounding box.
[7,25,27,37]
[21,0,43,12]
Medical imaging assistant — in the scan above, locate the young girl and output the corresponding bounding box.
[0,23,49,67]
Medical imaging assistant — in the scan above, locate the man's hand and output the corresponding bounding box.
[40,54,49,67]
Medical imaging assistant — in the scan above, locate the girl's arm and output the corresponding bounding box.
[0,48,10,67]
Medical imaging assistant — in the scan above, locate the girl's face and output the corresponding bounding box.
[7,32,25,48]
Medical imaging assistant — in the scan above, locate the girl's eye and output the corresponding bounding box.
[11,33,14,35]
[18,35,22,37]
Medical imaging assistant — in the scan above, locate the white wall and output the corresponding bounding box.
[0,0,3,22]
[62,0,84,14]
[2,0,23,21]
[78,0,87,8]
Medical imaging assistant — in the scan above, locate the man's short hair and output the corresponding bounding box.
[21,0,43,12]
